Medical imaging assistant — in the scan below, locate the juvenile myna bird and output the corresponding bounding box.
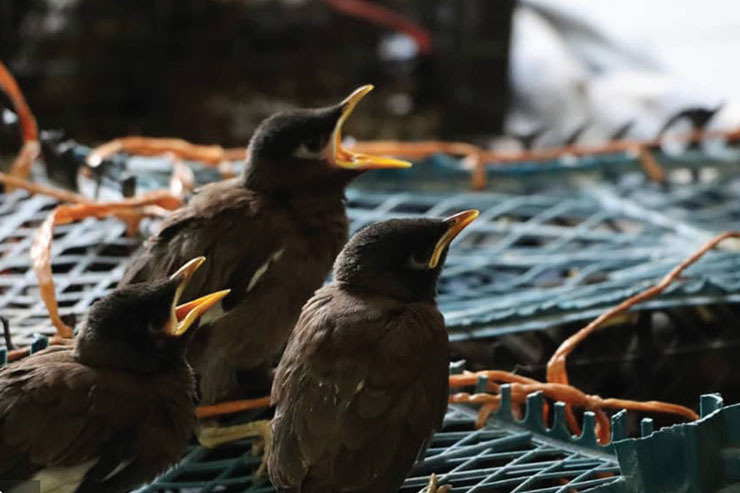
[0,257,229,493]
[119,85,411,406]
[269,210,479,493]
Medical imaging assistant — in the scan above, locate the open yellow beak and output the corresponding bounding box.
[428,210,480,269]
[331,85,413,170]
[169,256,205,302]
[172,289,230,337]
[165,256,230,337]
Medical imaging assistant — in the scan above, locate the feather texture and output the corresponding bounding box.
[120,178,349,404]
[0,346,195,493]
[269,286,449,493]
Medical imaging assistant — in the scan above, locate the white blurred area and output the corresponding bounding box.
[505,0,740,148]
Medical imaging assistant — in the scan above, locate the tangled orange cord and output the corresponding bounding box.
[0,179,182,358]
[448,231,739,443]
[0,170,182,346]
[0,58,733,439]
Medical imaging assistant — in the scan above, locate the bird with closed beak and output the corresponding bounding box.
[0,257,228,493]
[269,210,479,493]
[119,85,411,409]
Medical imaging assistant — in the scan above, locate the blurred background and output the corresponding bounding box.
[0,0,513,145]
[3,0,740,149]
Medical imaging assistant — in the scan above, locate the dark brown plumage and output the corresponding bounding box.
[0,258,227,493]
[119,85,411,405]
[269,211,478,493]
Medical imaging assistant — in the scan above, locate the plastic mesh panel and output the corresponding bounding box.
[134,403,621,493]
[0,179,739,347]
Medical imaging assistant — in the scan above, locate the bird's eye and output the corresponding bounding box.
[407,252,429,270]
[293,134,328,159]
[305,134,327,153]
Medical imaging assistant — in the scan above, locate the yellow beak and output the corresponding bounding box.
[165,256,230,337]
[172,289,230,337]
[331,85,413,170]
[428,210,480,269]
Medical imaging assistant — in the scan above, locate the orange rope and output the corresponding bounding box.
[0,171,90,203]
[538,231,740,436]
[351,126,740,188]
[31,194,183,338]
[86,136,244,179]
[0,59,40,187]
[446,232,738,442]
[547,231,740,386]
[9,141,41,191]
[82,125,740,191]
[196,397,272,419]
[449,370,699,444]
[0,59,37,143]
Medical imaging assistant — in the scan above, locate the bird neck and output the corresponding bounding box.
[335,279,438,304]
[250,178,349,219]
[240,159,360,198]
[74,336,190,375]
[284,188,347,210]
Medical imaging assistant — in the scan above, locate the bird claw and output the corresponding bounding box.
[419,473,451,493]
[197,419,273,477]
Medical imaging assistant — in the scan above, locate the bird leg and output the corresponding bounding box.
[418,473,451,493]
[198,419,273,476]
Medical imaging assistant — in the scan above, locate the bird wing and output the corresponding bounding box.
[120,179,285,303]
[0,347,173,489]
[270,288,449,491]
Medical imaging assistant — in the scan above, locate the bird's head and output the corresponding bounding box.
[74,257,229,373]
[334,210,479,302]
[243,85,411,194]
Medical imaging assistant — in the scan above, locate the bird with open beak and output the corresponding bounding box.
[269,210,479,493]
[0,257,228,493]
[119,85,412,409]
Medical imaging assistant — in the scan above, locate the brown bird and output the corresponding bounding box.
[119,85,411,407]
[0,257,228,493]
[269,210,479,493]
